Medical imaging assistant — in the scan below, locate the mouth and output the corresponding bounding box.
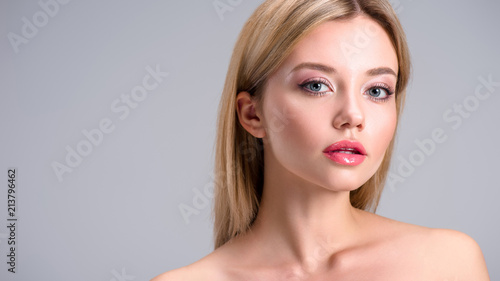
[323,140,367,166]
[328,147,363,155]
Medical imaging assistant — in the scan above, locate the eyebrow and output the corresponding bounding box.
[290,62,397,77]
[291,62,336,74]
[366,67,397,77]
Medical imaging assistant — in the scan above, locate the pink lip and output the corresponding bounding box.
[322,140,367,166]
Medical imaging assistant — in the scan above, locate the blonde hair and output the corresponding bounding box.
[213,0,411,249]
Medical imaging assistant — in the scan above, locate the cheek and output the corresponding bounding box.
[265,101,309,145]
[262,95,324,157]
[365,105,397,158]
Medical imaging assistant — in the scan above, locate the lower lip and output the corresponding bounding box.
[323,152,366,166]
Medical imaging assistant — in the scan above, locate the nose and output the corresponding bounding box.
[332,91,365,131]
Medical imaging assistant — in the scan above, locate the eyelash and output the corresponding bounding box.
[299,78,333,97]
[299,79,395,102]
[367,83,395,103]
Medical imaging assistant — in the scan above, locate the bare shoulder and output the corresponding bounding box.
[355,209,434,238]
[424,228,490,280]
[150,264,212,281]
[357,210,489,279]
[150,266,190,281]
[150,251,230,281]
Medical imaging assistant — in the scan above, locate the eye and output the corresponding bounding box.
[305,81,329,92]
[299,78,333,96]
[365,83,395,102]
[368,88,388,98]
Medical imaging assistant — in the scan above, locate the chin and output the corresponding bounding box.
[326,167,373,188]
[321,175,369,192]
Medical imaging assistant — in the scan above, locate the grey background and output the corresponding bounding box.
[0,0,498,280]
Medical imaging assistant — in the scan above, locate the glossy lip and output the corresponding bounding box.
[322,140,367,166]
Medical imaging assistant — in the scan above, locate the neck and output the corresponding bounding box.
[243,148,363,273]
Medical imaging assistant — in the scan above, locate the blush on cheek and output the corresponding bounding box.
[367,109,397,160]
[379,117,397,156]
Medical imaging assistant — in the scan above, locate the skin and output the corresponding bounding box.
[152,15,490,281]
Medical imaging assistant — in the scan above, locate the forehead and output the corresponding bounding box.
[279,15,399,77]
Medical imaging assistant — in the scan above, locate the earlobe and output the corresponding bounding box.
[236,91,266,138]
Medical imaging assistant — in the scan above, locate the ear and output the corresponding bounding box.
[235,91,266,138]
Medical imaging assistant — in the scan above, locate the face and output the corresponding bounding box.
[242,16,399,192]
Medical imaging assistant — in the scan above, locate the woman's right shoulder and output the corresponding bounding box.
[150,266,189,281]
[151,264,211,281]
[150,250,233,281]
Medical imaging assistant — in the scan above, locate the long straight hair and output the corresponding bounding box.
[213,0,411,249]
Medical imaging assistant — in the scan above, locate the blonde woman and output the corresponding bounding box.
[153,0,490,280]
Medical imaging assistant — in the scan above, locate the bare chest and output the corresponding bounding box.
[221,247,454,281]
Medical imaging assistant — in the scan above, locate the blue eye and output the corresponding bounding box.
[299,78,333,96]
[365,84,395,102]
[368,87,388,98]
[305,81,329,92]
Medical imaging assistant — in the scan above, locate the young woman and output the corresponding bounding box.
[153,0,490,280]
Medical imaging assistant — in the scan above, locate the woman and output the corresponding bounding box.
[153,0,490,279]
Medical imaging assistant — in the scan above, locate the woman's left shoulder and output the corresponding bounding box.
[358,211,489,279]
[379,215,489,279]
[423,227,489,278]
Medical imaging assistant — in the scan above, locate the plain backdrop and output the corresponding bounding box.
[1,0,499,280]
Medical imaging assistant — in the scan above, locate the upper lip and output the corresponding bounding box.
[323,140,367,155]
